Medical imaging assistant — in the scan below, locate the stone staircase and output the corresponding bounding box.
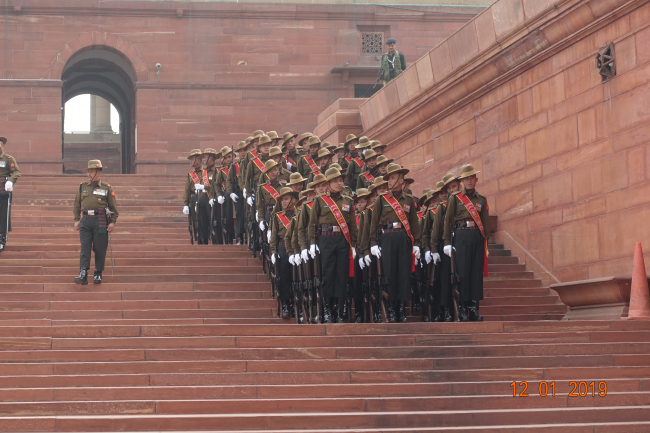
[0,174,648,431]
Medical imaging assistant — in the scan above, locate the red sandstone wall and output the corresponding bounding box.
[363,0,650,283]
[0,1,474,174]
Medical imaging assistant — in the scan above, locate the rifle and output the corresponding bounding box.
[425,261,435,322]
[312,232,323,324]
[292,262,301,324]
[274,260,281,317]
[375,254,389,323]
[303,258,315,324]
[262,227,270,292]
[188,212,194,245]
[368,256,379,323]
[361,262,370,324]
[298,261,309,324]
[5,191,11,243]
[450,222,461,322]
[220,199,229,244]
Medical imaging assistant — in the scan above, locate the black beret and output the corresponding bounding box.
[386,38,396,45]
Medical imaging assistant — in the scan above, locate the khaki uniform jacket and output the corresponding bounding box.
[442,189,489,246]
[0,152,20,184]
[256,180,281,223]
[420,207,438,253]
[225,162,243,195]
[296,153,320,179]
[244,155,269,193]
[369,190,421,247]
[214,165,231,197]
[241,150,258,182]
[345,157,365,191]
[429,202,447,252]
[270,209,295,257]
[355,211,365,257]
[73,180,119,223]
[285,149,303,173]
[204,165,219,199]
[358,205,374,256]
[308,192,357,246]
[183,167,211,206]
[356,169,379,191]
[285,209,300,257]
[296,201,313,252]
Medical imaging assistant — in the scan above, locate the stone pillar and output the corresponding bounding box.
[90,95,113,134]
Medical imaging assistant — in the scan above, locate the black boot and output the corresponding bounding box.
[444,307,454,322]
[323,304,333,323]
[458,302,470,322]
[397,301,408,323]
[0,235,5,252]
[336,303,345,323]
[354,311,363,323]
[432,306,444,322]
[74,269,88,285]
[387,302,396,323]
[282,301,290,319]
[236,235,243,246]
[290,300,295,318]
[297,309,304,324]
[93,270,102,284]
[468,301,484,322]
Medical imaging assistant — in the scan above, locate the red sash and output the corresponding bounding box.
[417,211,423,219]
[356,214,360,227]
[320,195,355,277]
[304,155,319,173]
[353,158,364,168]
[277,212,292,230]
[285,154,297,166]
[221,168,229,176]
[383,194,416,272]
[251,158,265,172]
[261,184,280,201]
[457,192,489,277]
[345,156,352,164]
[234,163,240,176]
[249,150,259,158]
[362,172,375,183]
[189,171,201,185]
[305,202,313,210]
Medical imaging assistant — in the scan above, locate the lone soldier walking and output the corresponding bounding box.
[443,164,489,322]
[73,160,118,285]
[0,136,20,252]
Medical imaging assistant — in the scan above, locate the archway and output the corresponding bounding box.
[62,46,136,174]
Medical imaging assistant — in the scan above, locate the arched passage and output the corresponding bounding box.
[62,46,136,174]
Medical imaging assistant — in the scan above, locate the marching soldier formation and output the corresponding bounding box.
[179,130,490,324]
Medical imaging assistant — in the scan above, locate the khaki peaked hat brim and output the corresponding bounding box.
[344,134,358,145]
[269,146,283,157]
[203,148,219,157]
[84,159,103,170]
[277,187,299,201]
[258,135,272,146]
[315,148,332,161]
[262,159,281,173]
[282,132,298,146]
[442,173,459,186]
[354,188,370,201]
[288,172,306,185]
[298,132,313,144]
[325,167,343,182]
[385,163,409,176]
[369,176,388,191]
[459,163,481,179]
[310,173,327,186]
[237,141,247,151]
[187,149,203,160]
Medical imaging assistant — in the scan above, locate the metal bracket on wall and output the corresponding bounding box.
[595,42,616,82]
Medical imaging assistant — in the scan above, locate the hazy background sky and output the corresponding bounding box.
[64,95,120,134]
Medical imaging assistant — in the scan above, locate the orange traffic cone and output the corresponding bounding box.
[627,242,650,319]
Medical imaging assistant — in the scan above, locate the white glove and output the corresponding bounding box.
[413,246,420,260]
[425,251,432,264]
[182,206,189,215]
[352,249,357,259]
[243,189,247,199]
[415,256,420,266]
[4,181,13,192]
[364,255,371,266]
[309,244,317,258]
[444,245,453,257]
[255,211,259,221]
[209,198,215,207]
[267,230,271,240]
[247,197,254,206]
[289,255,295,266]
[433,252,441,265]
[359,258,365,269]
[195,183,204,191]
[301,249,309,262]
[230,193,238,203]
[371,245,381,258]
[259,221,266,231]
[271,253,276,265]
[294,254,301,265]
[217,196,225,204]
[287,162,292,170]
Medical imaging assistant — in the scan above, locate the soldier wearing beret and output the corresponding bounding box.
[380,38,406,85]
[183,149,212,244]
[442,164,489,322]
[73,160,118,285]
[0,137,20,252]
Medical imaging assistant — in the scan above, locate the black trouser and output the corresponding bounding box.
[318,234,349,299]
[221,198,235,243]
[0,194,10,235]
[79,216,108,272]
[197,193,211,244]
[454,228,484,302]
[277,245,292,301]
[211,198,222,244]
[353,258,364,316]
[433,242,453,307]
[189,196,198,242]
[233,191,245,235]
[379,231,411,302]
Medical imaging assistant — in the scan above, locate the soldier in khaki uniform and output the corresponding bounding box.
[357,151,393,191]
[0,137,20,252]
[226,141,247,245]
[296,135,322,179]
[353,188,370,322]
[369,163,421,323]
[345,136,370,192]
[419,185,442,321]
[214,147,235,244]
[307,148,333,183]
[256,159,283,233]
[203,148,221,244]
[242,131,264,201]
[182,149,212,244]
[308,167,357,323]
[443,164,489,322]
[282,132,301,173]
[73,160,118,285]
[270,187,300,319]
[245,134,273,196]
[261,146,292,186]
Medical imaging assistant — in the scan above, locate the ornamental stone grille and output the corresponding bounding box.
[362,32,384,54]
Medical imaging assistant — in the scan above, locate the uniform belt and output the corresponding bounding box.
[455,219,478,230]
[82,208,106,217]
[320,224,343,236]
[380,222,404,233]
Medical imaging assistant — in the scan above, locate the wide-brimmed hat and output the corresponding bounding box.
[310,173,327,187]
[434,181,445,193]
[385,163,409,176]
[237,141,247,151]
[363,150,378,161]
[282,132,298,146]
[252,130,264,139]
[371,141,387,151]
[269,146,283,158]
[322,142,336,151]
[0,137,6,145]
[84,159,103,171]
[262,159,281,173]
[344,134,358,145]
[330,163,343,172]
[442,173,459,186]
[187,149,203,160]
[356,136,371,149]
[203,148,219,157]
[266,131,280,142]
[369,176,388,191]
[325,167,343,182]
[315,148,332,161]
[335,143,345,152]
[459,164,481,179]
[277,186,300,201]
[419,189,437,207]
[245,137,253,145]
[287,172,306,186]
[221,147,233,157]
[375,155,392,166]
[307,136,321,147]
[405,177,415,184]
[354,188,370,202]
[258,135,272,146]
[298,132,313,145]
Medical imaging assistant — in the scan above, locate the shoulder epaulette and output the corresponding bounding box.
[451,191,461,196]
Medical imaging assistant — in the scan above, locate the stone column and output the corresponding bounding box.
[90,95,113,134]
